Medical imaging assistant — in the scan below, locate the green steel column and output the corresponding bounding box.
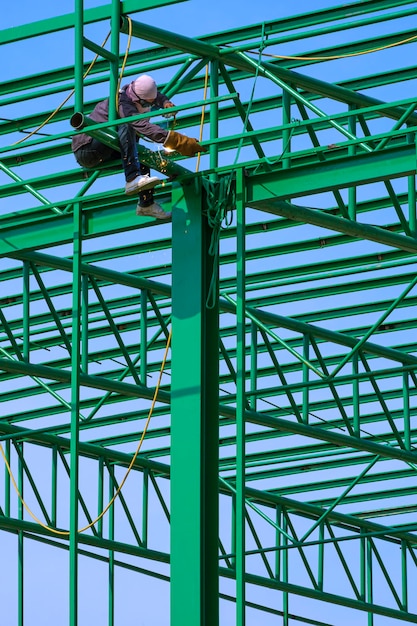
[282,514,289,626]
[51,446,57,527]
[348,104,357,220]
[401,540,408,611]
[353,353,360,436]
[302,335,309,424]
[4,440,10,516]
[69,202,83,626]
[367,538,374,626]
[275,506,281,580]
[81,276,88,373]
[250,323,257,411]
[18,442,24,626]
[108,0,120,122]
[140,290,148,384]
[171,178,219,626]
[97,458,104,536]
[210,60,219,175]
[409,133,417,237]
[403,372,410,450]
[282,90,291,170]
[235,169,246,625]
[142,468,149,546]
[22,261,30,361]
[74,0,84,113]
[318,523,324,591]
[108,480,115,626]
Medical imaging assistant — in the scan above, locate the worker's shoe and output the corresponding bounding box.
[125,174,161,195]
[136,202,171,220]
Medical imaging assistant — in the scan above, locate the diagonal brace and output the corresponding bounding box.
[331,273,417,377]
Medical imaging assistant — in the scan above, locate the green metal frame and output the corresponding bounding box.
[2,0,417,624]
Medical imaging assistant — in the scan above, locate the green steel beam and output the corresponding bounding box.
[11,249,172,296]
[1,64,414,144]
[4,350,414,466]
[0,191,411,279]
[0,529,341,626]
[2,97,415,202]
[1,143,416,258]
[0,0,188,45]
[120,16,417,124]
[219,566,417,624]
[233,406,417,466]
[2,471,417,621]
[0,357,170,404]
[0,515,170,561]
[0,421,169,475]
[9,250,417,368]
[2,417,417,543]
[247,199,417,253]
[0,482,414,565]
[218,299,417,367]
[199,0,417,53]
[0,198,163,257]
[3,425,417,547]
[245,144,417,201]
[1,0,401,95]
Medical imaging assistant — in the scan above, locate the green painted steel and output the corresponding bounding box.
[235,170,247,625]
[69,202,82,626]
[171,179,219,625]
[2,1,417,624]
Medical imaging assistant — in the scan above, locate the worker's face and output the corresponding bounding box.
[137,97,156,108]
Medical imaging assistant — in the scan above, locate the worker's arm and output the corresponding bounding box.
[118,91,169,143]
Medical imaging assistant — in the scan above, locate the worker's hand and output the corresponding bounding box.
[163,130,207,156]
[162,101,176,119]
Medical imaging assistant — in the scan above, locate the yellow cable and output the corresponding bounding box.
[196,63,209,173]
[0,327,172,536]
[245,33,417,62]
[12,31,111,146]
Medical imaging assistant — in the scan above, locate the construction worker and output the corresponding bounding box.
[71,74,207,219]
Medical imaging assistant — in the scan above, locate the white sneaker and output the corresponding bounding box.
[136,202,171,220]
[125,174,161,195]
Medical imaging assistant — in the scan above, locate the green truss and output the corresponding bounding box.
[1,0,417,624]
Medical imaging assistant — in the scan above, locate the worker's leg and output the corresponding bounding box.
[73,138,116,168]
[138,163,154,206]
[118,123,161,195]
[117,123,141,182]
[136,163,171,220]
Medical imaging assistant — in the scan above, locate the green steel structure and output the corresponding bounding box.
[2,0,417,624]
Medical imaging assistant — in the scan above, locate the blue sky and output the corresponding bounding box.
[3,0,342,32]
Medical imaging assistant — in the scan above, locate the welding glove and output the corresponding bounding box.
[163,130,207,156]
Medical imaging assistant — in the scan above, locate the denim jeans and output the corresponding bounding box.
[74,123,147,182]
[73,123,154,206]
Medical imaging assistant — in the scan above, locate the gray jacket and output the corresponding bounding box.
[71,84,170,152]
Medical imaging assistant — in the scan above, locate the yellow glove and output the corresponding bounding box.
[164,130,207,156]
